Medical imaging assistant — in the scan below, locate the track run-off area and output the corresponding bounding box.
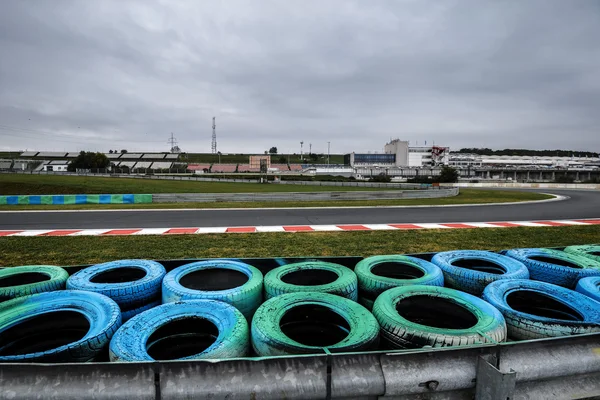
[0,189,598,234]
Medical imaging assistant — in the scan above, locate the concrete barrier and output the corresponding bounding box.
[152,188,459,203]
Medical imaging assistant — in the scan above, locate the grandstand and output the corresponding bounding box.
[164,154,179,160]
[122,153,143,159]
[106,153,122,159]
[0,160,12,170]
[141,153,166,160]
[150,162,173,169]
[20,151,39,157]
[132,161,152,169]
[211,164,237,173]
[289,164,304,171]
[116,161,137,168]
[187,164,210,172]
[269,164,290,171]
[37,152,67,158]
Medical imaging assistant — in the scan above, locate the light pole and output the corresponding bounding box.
[327,141,330,165]
[300,141,303,160]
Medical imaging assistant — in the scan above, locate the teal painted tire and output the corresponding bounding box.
[251,292,379,356]
[431,250,529,295]
[564,245,600,264]
[373,285,506,349]
[0,265,68,301]
[110,300,249,362]
[0,290,121,363]
[355,255,444,308]
[162,260,263,320]
[264,261,358,301]
[505,248,600,288]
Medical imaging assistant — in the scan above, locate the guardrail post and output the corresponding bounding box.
[475,355,516,400]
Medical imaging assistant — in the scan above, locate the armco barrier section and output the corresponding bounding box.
[441,182,600,190]
[152,188,458,203]
[0,194,152,205]
[1,333,598,399]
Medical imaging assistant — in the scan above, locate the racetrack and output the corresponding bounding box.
[0,189,598,230]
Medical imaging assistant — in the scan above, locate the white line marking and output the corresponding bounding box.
[10,230,54,236]
[256,226,286,232]
[69,229,112,236]
[362,224,398,230]
[414,223,451,229]
[464,222,506,228]
[196,227,228,234]
[510,222,550,227]
[310,225,343,231]
[132,228,171,235]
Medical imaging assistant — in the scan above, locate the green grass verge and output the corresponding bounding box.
[0,174,390,195]
[0,189,553,210]
[0,226,597,266]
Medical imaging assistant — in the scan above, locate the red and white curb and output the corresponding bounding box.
[1,219,599,237]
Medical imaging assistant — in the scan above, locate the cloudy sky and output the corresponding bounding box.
[1,1,598,155]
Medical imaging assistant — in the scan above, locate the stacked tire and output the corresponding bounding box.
[67,259,166,321]
[0,265,69,301]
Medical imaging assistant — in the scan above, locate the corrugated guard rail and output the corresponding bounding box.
[1,332,598,399]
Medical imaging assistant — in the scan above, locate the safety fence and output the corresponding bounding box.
[0,194,152,205]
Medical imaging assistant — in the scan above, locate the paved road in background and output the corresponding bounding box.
[0,189,598,230]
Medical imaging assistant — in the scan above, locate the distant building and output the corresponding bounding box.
[249,155,271,170]
[42,163,69,172]
[345,139,449,168]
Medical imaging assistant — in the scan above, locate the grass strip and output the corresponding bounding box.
[0,174,395,195]
[0,226,597,266]
[0,190,553,210]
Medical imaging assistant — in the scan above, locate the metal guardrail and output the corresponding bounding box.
[1,333,598,399]
[152,188,459,203]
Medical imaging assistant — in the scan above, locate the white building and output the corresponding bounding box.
[449,153,600,168]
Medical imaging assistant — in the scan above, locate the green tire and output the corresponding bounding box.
[251,292,380,356]
[355,255,444,309]
[0,266,69,301]
[263,261,358,301]
[564,245,600,263]
[373,285,506,349]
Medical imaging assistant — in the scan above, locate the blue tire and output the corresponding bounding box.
[0,290,121,363]
[66,259,166,310]
[355,255,443,309]
[575,277,600,303]
[109,300,249,361]
[372,285,506,349]
[483,279,600,340]
[0,265,69,301]
[162,260,263,320]
[431,250,529,295]
[121,300,161,322]
[504,248,600,288]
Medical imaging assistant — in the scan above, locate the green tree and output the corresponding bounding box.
[67,151,110,172]
[438,166,459,183]
[269,147,278,154]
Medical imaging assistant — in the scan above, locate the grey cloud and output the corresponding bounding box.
[0,0,599,154]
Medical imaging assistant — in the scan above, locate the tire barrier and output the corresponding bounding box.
[109,300,249,362]
[0,194,152,206]
[0,290,121,363]
[162,260,263,320]
[355,255,443,309]
[372,285,506,349]
[263,261,358,301]
[251,292,379,356]
[483,279,600,340]
[0,265,68,301]
[67,259,166,321]
[504,248,600,288]
[431,250,529,295]
[575,276,600,303]
[564,244,600,263]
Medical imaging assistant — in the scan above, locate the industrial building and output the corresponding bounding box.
[345,139,450,168]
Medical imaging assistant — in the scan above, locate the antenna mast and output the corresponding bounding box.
[211,117,217,154]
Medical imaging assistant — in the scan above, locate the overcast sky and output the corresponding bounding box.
[1,1,598,155]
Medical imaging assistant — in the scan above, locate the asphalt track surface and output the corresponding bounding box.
[0,189,598,231]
